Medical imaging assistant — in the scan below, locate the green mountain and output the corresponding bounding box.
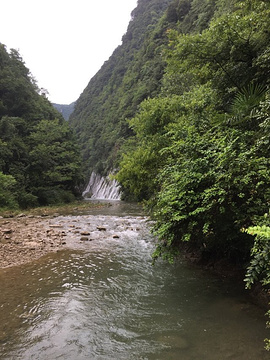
[69,0,222,177]
[53,102,75,121]
[0,44,82,208]
[69,0,175,176]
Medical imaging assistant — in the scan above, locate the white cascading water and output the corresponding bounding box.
[82,171,121,200]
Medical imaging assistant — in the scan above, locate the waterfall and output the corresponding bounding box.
[82,172,121,200]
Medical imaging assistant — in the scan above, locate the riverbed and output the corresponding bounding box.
[0,202,269,359]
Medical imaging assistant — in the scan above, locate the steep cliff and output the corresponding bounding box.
[69,0,174,176]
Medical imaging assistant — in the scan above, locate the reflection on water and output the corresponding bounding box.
[81,200,145,217]
[0,203,269,359]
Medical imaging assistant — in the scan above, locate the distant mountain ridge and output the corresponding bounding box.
[53,102,75,120]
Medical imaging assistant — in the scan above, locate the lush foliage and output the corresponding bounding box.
[0,171,17,209]
[0,44,82,209]
[116,0,270,270]
[152,94,270,262]
[244,213,270,350]
[116,95,186,200]
[244,219,270,290]
[69,0,222,178]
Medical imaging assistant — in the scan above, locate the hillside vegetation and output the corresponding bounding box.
[116,0,270,331]
[0,44,82,209]
[69,0,174,176]
[69,0,224,177]
[118,0,270,256]
[71,0,270,329]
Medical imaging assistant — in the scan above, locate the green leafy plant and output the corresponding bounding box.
[244,213,270,351]
[227,83,267,126]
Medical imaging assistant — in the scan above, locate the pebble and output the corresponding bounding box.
[80,237,89,241]
[2,229,12,234]
[97,226,106,231]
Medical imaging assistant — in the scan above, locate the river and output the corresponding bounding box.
[0,201,269,359]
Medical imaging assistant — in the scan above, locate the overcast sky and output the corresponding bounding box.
[0,0,138,104]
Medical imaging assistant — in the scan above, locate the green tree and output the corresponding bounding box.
[116,95,188,200]
[163,0,270,106]
[0,171,17,209]
[244,212,270,351]
[152,120,270,263]
[28,119,82,204]
[0,44,83,208]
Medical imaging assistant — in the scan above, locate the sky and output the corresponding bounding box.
[0,0,138,104]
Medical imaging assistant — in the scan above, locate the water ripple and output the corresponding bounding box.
[0,211,269,360]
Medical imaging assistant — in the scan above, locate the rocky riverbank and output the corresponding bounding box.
[0,201,145,269]
[1,204,269,311]
[0,214,70,268]
[0,202,110,269]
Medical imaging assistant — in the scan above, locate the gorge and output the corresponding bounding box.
[0,0,270,356]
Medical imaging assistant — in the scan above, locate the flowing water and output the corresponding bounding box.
[0,202,269,359]
[83,172,121,200]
